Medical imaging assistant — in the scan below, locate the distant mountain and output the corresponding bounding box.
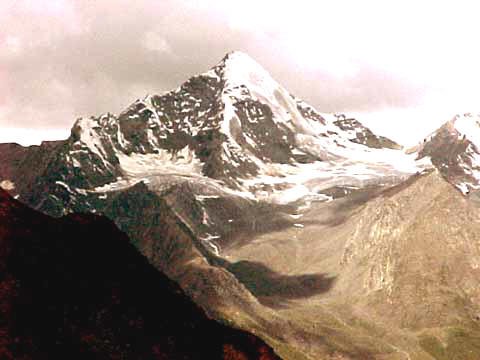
[413,113,480,194]
[0,188,280,360]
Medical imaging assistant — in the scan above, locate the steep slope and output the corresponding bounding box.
[0,188,280,360]
[341,170,480,323]
[223,170,480,359]
[338,169,480,357]
[414,113,480,194]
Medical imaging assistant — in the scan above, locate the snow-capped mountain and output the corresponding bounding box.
[1,51,432,267]
[414,113,480,194]
[22,51,426,216]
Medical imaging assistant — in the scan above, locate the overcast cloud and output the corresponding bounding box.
[1,0,480,145]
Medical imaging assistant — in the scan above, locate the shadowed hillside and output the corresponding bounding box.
[0,189,280,360]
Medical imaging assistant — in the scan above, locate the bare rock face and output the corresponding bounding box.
[0,141,63,197]
[0,189,281,360]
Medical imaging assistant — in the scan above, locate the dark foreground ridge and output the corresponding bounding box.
[0,189,280,360]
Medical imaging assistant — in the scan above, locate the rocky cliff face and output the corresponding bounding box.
[0,188,280,360]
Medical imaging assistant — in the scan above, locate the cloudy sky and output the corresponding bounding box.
[1,0,480,146]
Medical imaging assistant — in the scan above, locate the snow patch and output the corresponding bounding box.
[75,118,110,168]
[0,179,15,191]
[196,195,221,201]
[457,182,470,194]
[200,233,221,256]
[117,146,202,178]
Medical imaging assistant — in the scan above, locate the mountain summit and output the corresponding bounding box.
[16,51,422,216]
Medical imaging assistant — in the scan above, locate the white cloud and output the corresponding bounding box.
[4,35,23,55]
[143,31,173,54]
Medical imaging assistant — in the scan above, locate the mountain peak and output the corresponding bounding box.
[415,112,480,194]
[215,51,278,92]
[221,50,266,71]
[221,50,262,69]
[222,50,253,61]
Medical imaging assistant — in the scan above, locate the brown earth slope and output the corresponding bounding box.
[221,170,480,359]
